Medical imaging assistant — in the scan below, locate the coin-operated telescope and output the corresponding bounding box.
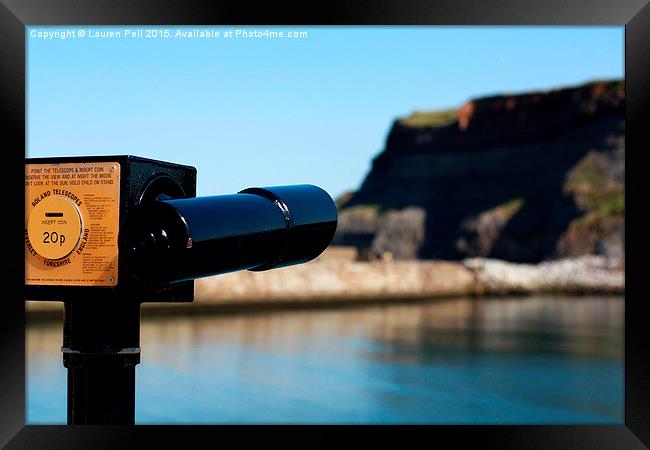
[25,155,337,424]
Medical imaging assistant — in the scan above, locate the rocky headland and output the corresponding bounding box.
[334,79,624,265]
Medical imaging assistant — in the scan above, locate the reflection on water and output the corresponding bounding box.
[27,296,623,424]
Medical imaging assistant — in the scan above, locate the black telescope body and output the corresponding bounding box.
[25,155,338,425]
[126,184,338,284]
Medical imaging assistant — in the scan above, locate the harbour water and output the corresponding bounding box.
[27,295,623,424]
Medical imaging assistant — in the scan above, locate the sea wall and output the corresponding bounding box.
[193,250,623,303]
[26,246,623,319]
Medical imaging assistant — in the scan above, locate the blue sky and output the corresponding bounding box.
[27,26,623,199]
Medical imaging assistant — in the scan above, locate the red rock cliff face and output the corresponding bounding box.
[335,80,624,263]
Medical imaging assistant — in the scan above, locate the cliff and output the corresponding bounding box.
[335,80,625,263]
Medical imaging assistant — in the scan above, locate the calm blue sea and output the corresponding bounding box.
[27,296,623,424]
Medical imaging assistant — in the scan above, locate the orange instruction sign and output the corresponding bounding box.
[25,162,121,286]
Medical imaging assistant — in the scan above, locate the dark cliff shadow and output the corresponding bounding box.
[417,118,614,262]
[489,190,583,262]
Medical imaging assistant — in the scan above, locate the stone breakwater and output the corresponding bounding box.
[464,255,623,295]
[25,248,623,319]
[191,253,623,305]
[194,259,475,303]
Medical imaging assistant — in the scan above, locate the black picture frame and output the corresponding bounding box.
[1,1,648,448]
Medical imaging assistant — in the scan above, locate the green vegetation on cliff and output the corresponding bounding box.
[560,150,624,256]
[397,108,458,128]
[564,151,624,215]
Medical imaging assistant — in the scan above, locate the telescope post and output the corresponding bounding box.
[62,300,141,425]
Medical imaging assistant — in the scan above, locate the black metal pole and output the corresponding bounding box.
[62,300,141,425]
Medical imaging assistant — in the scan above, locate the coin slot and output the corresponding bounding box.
[28,195,83,260]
